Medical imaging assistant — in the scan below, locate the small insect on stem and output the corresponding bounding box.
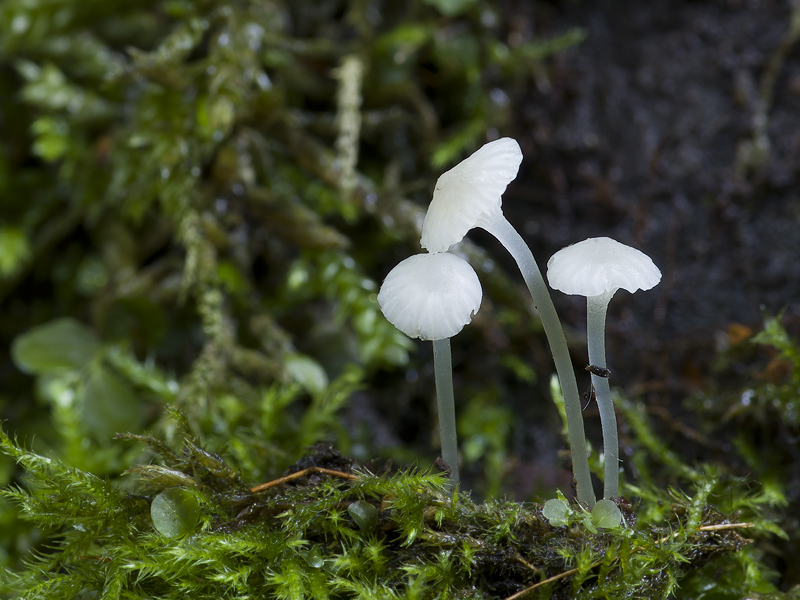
[585,364,611,378]
[583,382,596,410]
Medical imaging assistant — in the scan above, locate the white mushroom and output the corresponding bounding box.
[547,236,661,499]
[378,252,483,486]
[420,138,595,505]
[421,138,523,254]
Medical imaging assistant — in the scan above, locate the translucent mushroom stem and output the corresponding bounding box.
[587,291,618,499]
[478,212,595,506]
[432,338,459,487]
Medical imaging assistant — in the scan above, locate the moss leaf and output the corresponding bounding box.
[80,364,144,438]
[591,499,623,530]
[542,498,570,527]
[11,318,100,375]
[151,487,200,538]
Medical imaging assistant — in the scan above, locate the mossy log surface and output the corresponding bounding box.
[0,428,753,599]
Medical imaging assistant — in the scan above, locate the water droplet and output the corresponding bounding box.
[256,71,272,90]
[244,23,265,50]
[303,546,324,569]
[490,88,509,107]
[11,14,30,34]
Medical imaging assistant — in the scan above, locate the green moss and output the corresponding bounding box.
[0,420,764,599]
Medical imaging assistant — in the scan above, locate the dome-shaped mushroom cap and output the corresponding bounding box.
[377,253,482,341]
[421,138,523,253]
[546,237,662,297]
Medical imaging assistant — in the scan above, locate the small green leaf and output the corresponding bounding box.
[217,259,248,295]
[151,487,200,538]
[347,500,378,532]
[31,116,70,162]
[285,354,329,396]
[430,119,484,170]
[581,511,598,534]
[423,0,478,18]
[196,94,236,142]
[80,364,144,438]
[753,314,800,371]
[0,226,32,277]
[11,318,100,375]
[542,499,570,527]
[591,499,622,530]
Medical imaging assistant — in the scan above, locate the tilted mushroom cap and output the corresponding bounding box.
[546,237,662,297]
[377,253,482,341]
[421,137,523,254]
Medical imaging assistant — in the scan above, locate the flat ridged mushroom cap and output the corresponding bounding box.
[377,253,482,341]
[546,237,662,297]
[421,138,523,253]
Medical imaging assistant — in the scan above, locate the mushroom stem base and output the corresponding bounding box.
[432,338,460,487]
[588,292,619,499]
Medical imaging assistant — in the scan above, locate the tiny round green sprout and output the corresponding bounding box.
[591,498,623,530]
[151,487,200,539]
[542,498,570,527]
[348,499,379,532]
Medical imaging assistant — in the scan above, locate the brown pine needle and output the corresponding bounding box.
[504,567,579,600]
[513,551,541,575]
[656,521,755,545]
[250,467,359,493]
[698,521,754,532]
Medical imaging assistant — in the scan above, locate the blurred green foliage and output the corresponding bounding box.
[617,313,800,598]
[0,0,586,581]
[0,0,581,423]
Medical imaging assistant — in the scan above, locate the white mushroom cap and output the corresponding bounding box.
[421,137,523,253]
[546,237,662,297]
[377,253,482,341]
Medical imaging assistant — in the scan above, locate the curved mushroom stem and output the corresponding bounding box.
[432,337,460,488]
[587,291,618,499]
[478,212,595,506]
